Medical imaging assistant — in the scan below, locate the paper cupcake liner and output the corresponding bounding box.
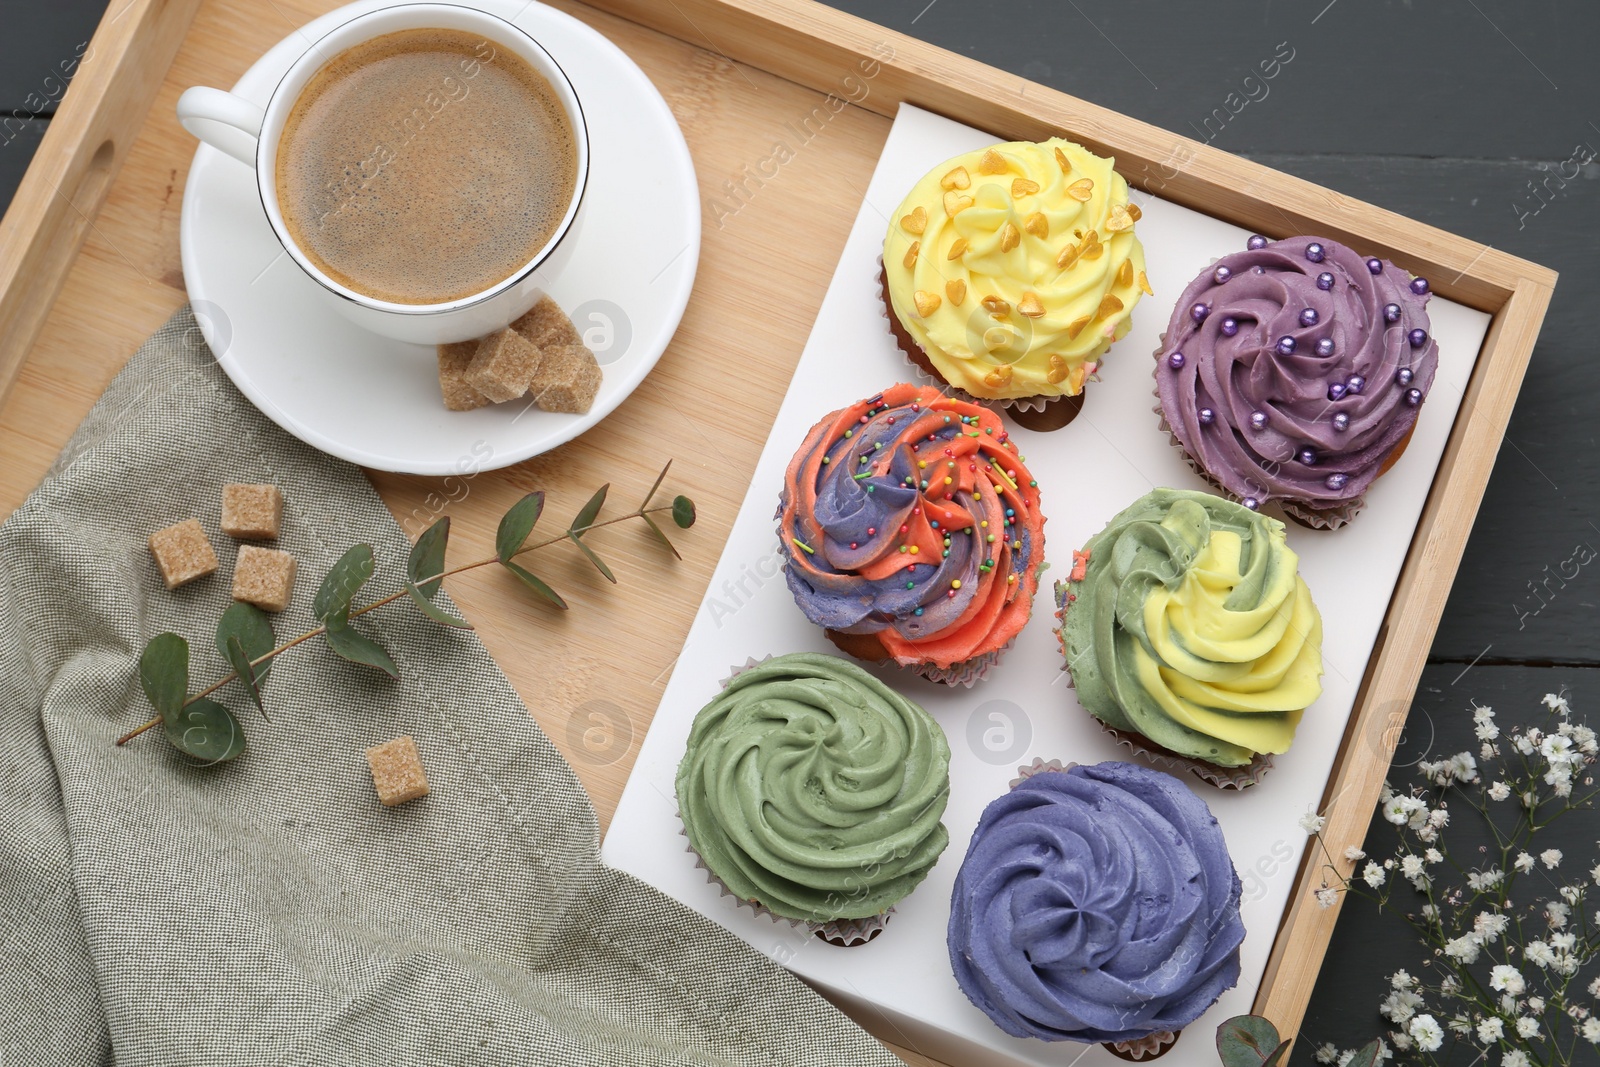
[907,638,1013,687]
[1010,756,1076,788]
[1053,577,1272,790]
[1104,1030,1181,1061]
[876,259,1096,420]
[1150,332,1364,530]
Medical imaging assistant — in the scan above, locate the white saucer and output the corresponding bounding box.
[179,0,699,474]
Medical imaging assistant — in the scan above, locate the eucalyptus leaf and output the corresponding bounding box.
[671,495,696,529]
[1343,1040,1380,1067]
[224,635,268,720]
[323,624,400,679]
[640,513,681,560]
[639,459,672,510]
[408,517,451,598]
[1216,1015,1286,1067]
[164,697,246,763]
[495,492,545,563]
[405,583,473,629]
[569,484,608,536]
[567,532,617,583]
[215,601,274,687]
[139,633,188,723]
[504,560,568,609]
[314,544,375,629]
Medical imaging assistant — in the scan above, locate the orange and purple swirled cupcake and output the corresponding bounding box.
[778,383,1045,685]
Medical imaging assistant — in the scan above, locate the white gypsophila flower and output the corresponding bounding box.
[1444,934,1481,963]
[1440,974,1461,996]
[1451,752,1479,782]
[1482,742,1499,759]
[1516,1017,1540,1040]
[1429,807,1450,829]
[1449,1016,1472,1035]
[1477,721,1500,741]
[1541,848,1564,869]
[1527,997,1544,1013]
[1401,854,1425,879]
[1469,868,1505,892]
[1561,885,1583,904]
[1547,901,1570,928]
[1553,778,1574,798]
[1552,931,1576,951]
[1409,1015,1444,1053]
[1589,976,1600,998]
[1390,1031,1412,1052]
[1477,1017,1504,1043]
[1382,794,1418,825]
[1515,852,1536,874]
[1490,965,1526,995]
[1345,845,1367,862]
[1474,703,1496,724]
[1542,734,1576,764]
[1392,969,1415,990]
[1422,903,1439,921]
[1316,887,1339,908]
[1381,989,1424,1025]
[1488,780,1511,801]
[1525,940,1555,969]
[1543,692,1570,714]
[1475,912,1510,943]
[1315,1043,1339,1064]
[1501,994,1519,1015]
[1515,734,1537,756]
[1583,1017,1600,1044]
[1365,861,1387,888]
[1503,1051,1530,1067]
[1299,811,1327,834]
[1336,1051,1353,1067]
[1425,848,1443,864]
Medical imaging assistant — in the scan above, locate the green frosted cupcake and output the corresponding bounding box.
[676,652,951,939]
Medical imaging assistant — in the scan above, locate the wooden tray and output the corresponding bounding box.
[0,0,1557,1061]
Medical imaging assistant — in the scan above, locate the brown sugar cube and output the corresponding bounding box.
[220,483,283,540]
[148,518,219,589]
[465,328,543,404]
[436,341,491,411]
[510,294,581,349]
[232,545,297,613]
[531,344,603,414]
[364,735,430,807]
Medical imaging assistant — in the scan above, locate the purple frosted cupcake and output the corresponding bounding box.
[948,761,1244,1051]
[1154,235,1439,528]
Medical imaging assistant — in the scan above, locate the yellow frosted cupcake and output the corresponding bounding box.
[881,139,1149,427]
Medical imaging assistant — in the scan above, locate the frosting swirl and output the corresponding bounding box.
[675,652,951,922]
[1058,489,1322,768]
[779,383,1044,669]
[884,140,1149,400]
[1155,235,1439,517]
[949,762,1244,1043]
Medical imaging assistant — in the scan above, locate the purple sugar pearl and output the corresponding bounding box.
[1316,272,1334,290]
[1408,328,1428,348]
[1306,242,1325,263]
[1316,338,1336,357]
[1198,407,1215,424]
[1168,351,1186,370]
[1366,258,1383,275]
[1247,234,1268,250]
[1220,317,1240,337]
[1383,303,1402,324]
[1347,374,1366,394]
[1298,447,1318,466]
[1328,382,1347,401]
[1397,367,1415,386]
[1299,308,1320,327]
[1249,410,1268,430]
[1213,265,1233,284]
[1190,302,1211,323]
[1405,388,1423,406]
[1410,277,1430,295]
[1325,473,1349,491]
[1332,412,1350,432]
[1276,336,1297,355]
[1242,497,1260,510]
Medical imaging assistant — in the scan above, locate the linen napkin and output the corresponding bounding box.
[0,307,904,1066]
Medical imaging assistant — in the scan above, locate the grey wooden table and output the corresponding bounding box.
[2,0,1595,1062]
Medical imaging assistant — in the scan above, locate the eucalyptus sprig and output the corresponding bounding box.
[118,461,697,762]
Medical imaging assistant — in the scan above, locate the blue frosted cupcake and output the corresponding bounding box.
[948,761,1244,1051]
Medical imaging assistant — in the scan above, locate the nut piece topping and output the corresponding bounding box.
[947,236,970,259]
[940,166,971,190]
[946,279,967,305]
[1011,178,1040,198]
[1023,212,1049,238]
[1018,292,1046,318]
[998,222,1021,253]
[903,241,921,268]
[978,149,1008,175]
[901,206,928,234]
[913,290,942,317]
[1067,178,1095,202]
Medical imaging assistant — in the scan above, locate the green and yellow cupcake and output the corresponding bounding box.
[676,652,951,943]
[1056,489,1323,787]
[882,139,1149,426]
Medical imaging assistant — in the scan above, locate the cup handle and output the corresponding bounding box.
[176,87,266,168]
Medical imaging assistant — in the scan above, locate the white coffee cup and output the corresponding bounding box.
[177,2,589,345]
